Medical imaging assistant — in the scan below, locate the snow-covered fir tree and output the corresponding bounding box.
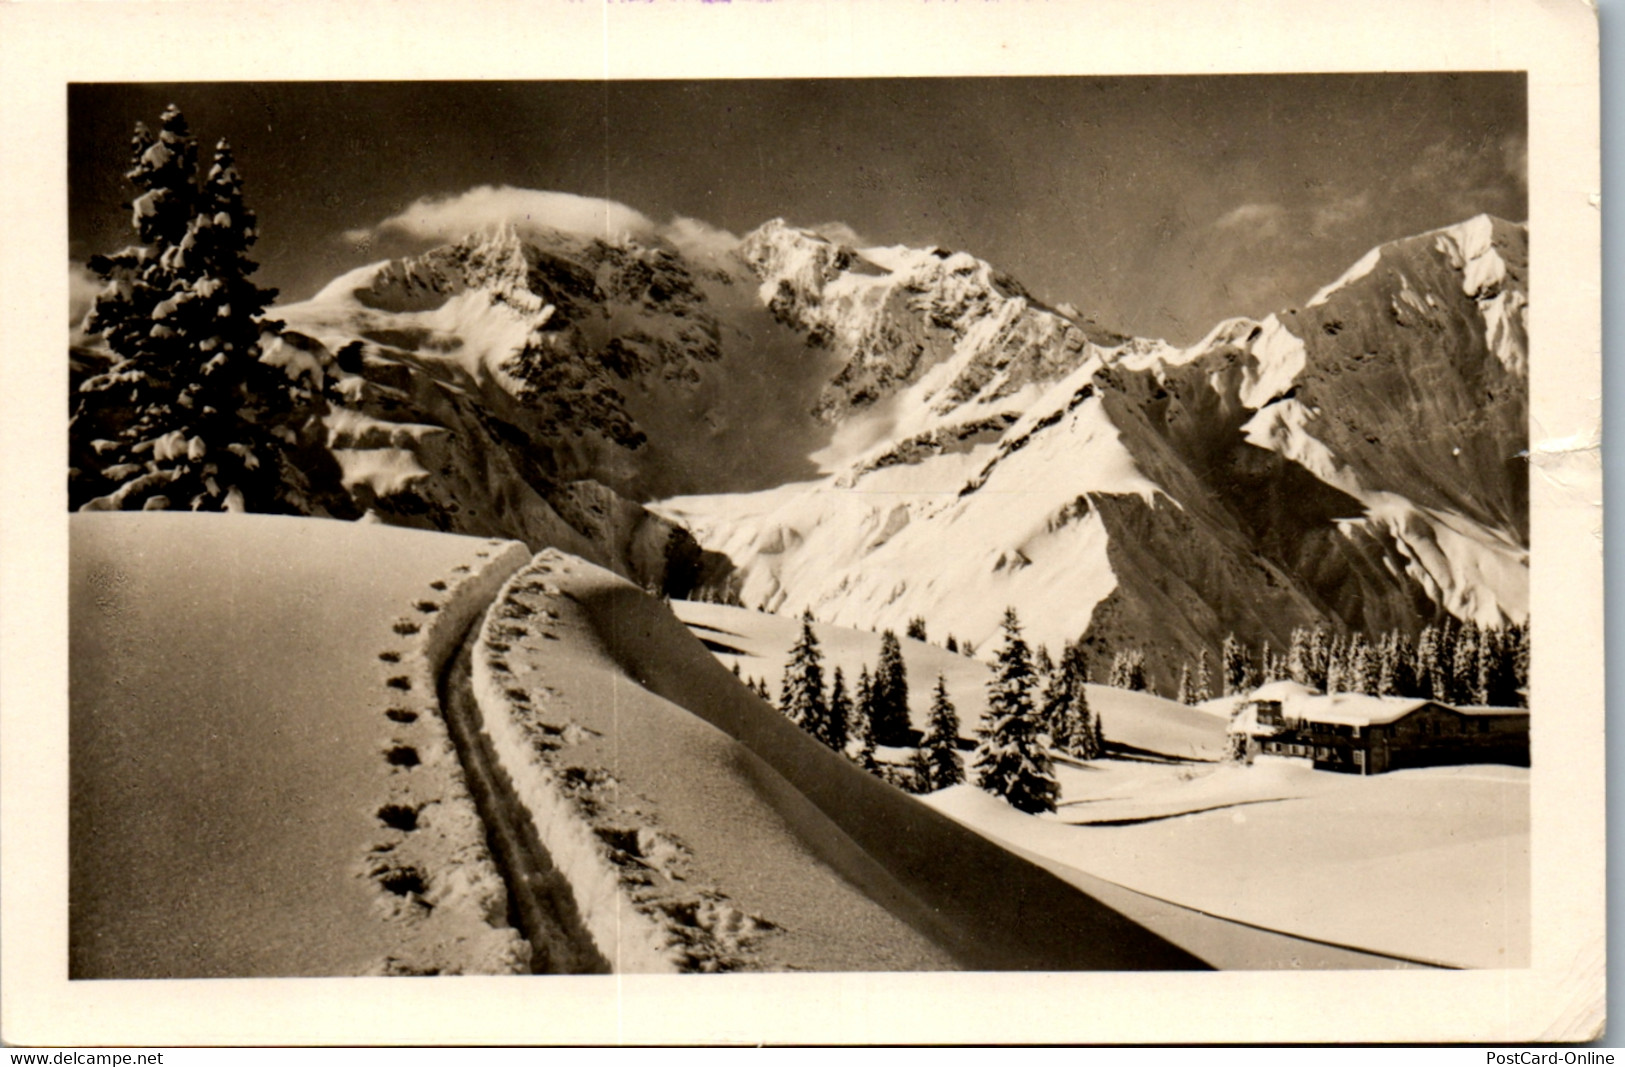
[921,675,965,790]
[1325,633,1348,693]
[1221,633,1251,696]
[1306,626,1330,691]
[1287,627,1312,688]
[823,665,851,754]
[1347,633,1376,695]
[1259,641,1284,685]
[871,629,911,746]
[1450,620,1480,706]
[1109,648,1147,691]
[904,746,936,795]
[972,608,1058,814]
[1044,643,1100,761]
[1192,649,1213,703]
[906,616,928,642]
[1415,624,1444,700]
[779,611,829,738]
[852,665,880,771]
[74,107,313,513]
[1034,643,1055,681]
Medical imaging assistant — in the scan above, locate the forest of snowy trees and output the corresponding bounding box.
[1111,619,1529,709]
[755,607,1103,813]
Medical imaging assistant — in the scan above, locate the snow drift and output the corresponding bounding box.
[467,549,1209,971]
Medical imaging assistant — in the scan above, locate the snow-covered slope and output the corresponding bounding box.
[659,216,1529,690]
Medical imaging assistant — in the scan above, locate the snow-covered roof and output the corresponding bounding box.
[1244,683,1527,727]
[1289,693,1431,727]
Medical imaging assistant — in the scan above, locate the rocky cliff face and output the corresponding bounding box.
[261,225,744,594]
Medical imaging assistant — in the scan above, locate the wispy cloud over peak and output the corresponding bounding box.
[1212,202,1288,236]
[348,185,658,246]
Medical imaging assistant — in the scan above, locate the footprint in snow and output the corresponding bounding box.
[384,744,420,767]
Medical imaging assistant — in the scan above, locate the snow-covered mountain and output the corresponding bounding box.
[657,215,1528,688]
[217,211,1523,685]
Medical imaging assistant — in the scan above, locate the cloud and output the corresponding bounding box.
[1310,192,1373,233]
[807,221,869,248]
[352,185,658,245]
[1406,133,1527,220]
[1211,202,1288,238]
[662,215,741,263]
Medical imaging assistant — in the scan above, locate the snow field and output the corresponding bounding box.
[69,514,531,977]
[930,756,1529,968]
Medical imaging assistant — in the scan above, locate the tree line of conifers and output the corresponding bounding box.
[1114,618,1529,709]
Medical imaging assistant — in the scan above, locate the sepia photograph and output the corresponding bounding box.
[2,0,1604,1047]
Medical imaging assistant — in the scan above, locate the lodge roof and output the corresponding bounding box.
[1244,681,1528,728]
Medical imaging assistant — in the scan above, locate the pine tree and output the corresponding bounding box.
[921,675,965,790]
[1450,620,1480,706]
[1473,626,1498,707]
[945,634,959,653]
[906,616,928,642]
[822,665,852,753]
[853,666,880,771]
[1325,633,1348,693]
[1375,631,1399,696]
[1258,641,1280,684]
[1415,624,1445,700]
[1307,626,1330,692]
[1109,648,1147,691]
[779,612,829,739]
[75,108,306,513]
[904,746,935,795]
[1034,644,1055,681]
[1391,631,1418,697]
[972,608,1058,813]
[1510,622,1530,706]
[872,630,912,746]
[1047,643,1100,761]
[1221,633,1251,696]
[1347,633,1375,695]
[1287,626,1312,687]
[1192,649,1213,703]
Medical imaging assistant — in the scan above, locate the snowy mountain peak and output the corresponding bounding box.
[737,218,1099,430]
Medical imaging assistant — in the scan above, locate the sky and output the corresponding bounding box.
[69,76,1525,345]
